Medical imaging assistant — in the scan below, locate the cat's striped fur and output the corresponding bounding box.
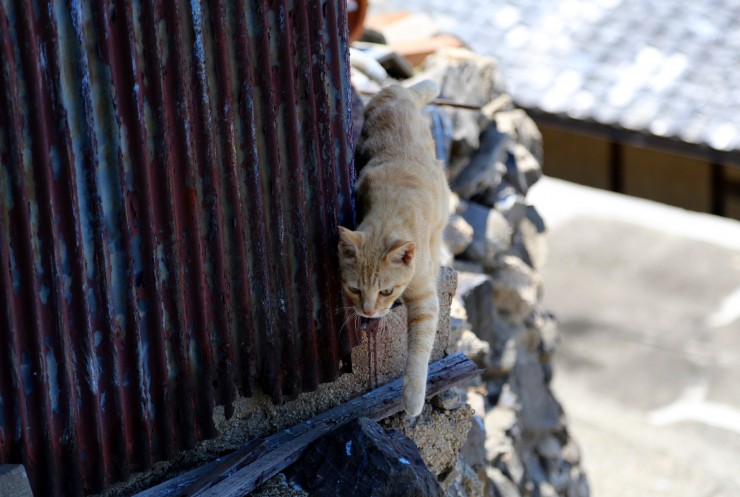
[338,80,450,416]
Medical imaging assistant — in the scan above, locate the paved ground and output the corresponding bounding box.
[365,5,740,492]
[529,177,740,497]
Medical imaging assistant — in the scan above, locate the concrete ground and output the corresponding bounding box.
[528,177,740,497]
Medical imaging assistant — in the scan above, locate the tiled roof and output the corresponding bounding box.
[372,0,740,154]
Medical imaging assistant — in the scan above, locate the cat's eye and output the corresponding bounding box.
[348,287,361,295]
[379,288,393,296]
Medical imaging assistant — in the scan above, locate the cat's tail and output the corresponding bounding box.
[404,79,440,109]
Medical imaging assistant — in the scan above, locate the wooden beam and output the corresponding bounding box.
[357,89,482,111]
[134,353,479,497]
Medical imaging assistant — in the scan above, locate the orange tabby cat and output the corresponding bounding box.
[338,80,450,416]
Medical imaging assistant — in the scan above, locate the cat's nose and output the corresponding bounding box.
[362,302,374,315]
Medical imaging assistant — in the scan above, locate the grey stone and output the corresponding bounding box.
[490,337,518,376]
[496,320,527,376]
[445,214,475,256]
[420,49,509,180]
[491,182,527,227]
[441,462,461,493]
[286,417,442,497]
[511,351,563,437]
[502,150,529,197]
[470,175,505,210]
[493,109,543,166]
[566,470,590,497]
[0,465,33,497]
[458,329,491,370]
[466,390,486,420]
[528,310,559,358]
[449,315,468,350]
[469,139,541,207]
[459,201,511,264]
[561,438,582,465]
[445,479,466,497]
[522,450,548,485]
[548,464,572,493]
[459,460,486,497]
[459,413,487,472]
[496,448,526,489]
[515,207,548,270]
[451,126,509,198]
[449,192,463,214]
[485,466,521,497]
[537,482,558,497]
[536,436,562,461]
[455,272,495,343]
[453,259,485,274]
[455,270,527,375]
[484,403,518,466]
[506,231,531,270]
[433,389,464,412]
[444,459,485,497]
[525,205,546,234]
[507,230,536,268]
[489,256,541,322]
[510,143,543,194]
[424,104,455,165]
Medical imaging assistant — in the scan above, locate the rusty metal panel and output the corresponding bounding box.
[0,0,356,495]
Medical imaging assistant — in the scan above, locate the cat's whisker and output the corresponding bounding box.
[354,314,362,342]
[340,314,352,331]
[338,308,359,339]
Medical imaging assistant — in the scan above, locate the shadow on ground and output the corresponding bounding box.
[531,178,740,497]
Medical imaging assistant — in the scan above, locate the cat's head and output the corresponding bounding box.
[337,226,415,319]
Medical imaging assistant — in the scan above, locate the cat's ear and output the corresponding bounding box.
[338,226,363,259]
[385,240,415,266]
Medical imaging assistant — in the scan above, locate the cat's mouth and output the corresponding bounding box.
[357,308,391,321]
[356,301,402,322]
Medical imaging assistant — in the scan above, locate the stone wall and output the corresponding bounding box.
[420,48,590,497]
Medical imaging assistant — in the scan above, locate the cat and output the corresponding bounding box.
[338,80,450,416]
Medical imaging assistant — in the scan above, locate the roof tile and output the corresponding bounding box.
[373,0,740,152]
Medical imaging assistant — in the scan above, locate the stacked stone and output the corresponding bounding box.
[418,48,590,497]
[251,47,589,497]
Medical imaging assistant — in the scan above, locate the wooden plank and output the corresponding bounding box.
[132,439,268,497]
[134,353,479,497]
[358,89,482,111]
[0,465,34,497]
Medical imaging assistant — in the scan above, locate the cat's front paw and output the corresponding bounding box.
[402,378,425,417]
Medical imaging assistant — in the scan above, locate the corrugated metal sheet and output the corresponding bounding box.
[0,0,356,495]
